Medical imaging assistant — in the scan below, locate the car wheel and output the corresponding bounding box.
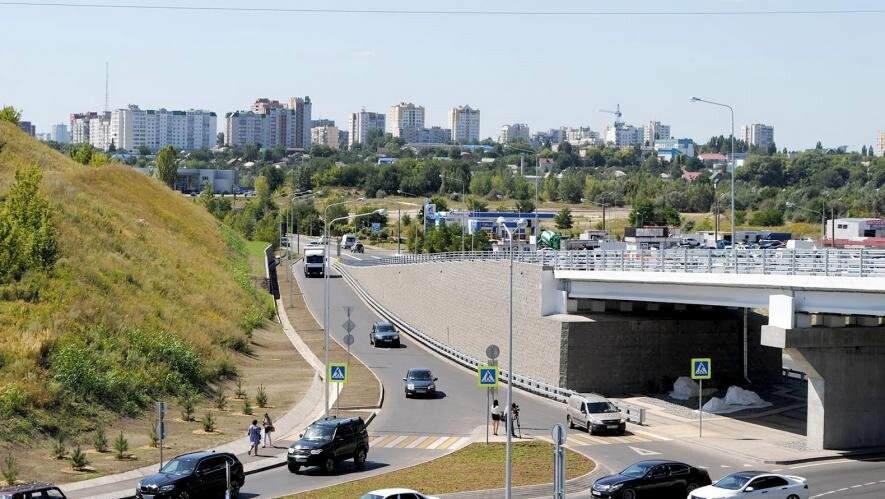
[786,495,800,499]
[287,463,300,474]
[176,492,191,499]
[230,482,241,498]
[621,488,636,499]
[354,447,367,468]
[405,391,410,398]
[567,416,574,429]
[686,482,699,492]
[322,456,336,474]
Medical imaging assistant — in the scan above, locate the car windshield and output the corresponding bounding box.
[376,324,395,332]
[409,370,432,380]
[587,402,620,413]
[620,463,653,478]
[302,425,335,441]
[160,456,199,475]
[714,473,753,490]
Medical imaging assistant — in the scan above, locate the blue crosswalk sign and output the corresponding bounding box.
[329,363,348,384]
[477,366,498,388]
[691,358,711,380]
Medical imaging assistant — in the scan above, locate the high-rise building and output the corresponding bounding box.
[106,105,216,152]
[565,126,599,145]
[741,123,775,150]
[51,123,70,144]
[642,121,671,144]
[388,102,426,139]
[499,123,531,143]
[604,123,642,148]
[448,105,480,143]
[18,121,36,136]
[311,125,339,149]
[224,97,311,150]
[348,110,386,146]
[70,112,99,144]
[251,98,283,113]
[875,130,884,156]
[311,119,335,128]
[288,97,312,149]
[89,112,112,150]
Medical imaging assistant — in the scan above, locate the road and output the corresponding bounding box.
[242,239,885,498]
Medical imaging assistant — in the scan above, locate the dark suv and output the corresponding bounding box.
[0,482,66,499]
[135,451,244,499]
[287,416,369,474]
[369,322,400,347]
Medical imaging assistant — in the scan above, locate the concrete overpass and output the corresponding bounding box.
[340,248,885,451]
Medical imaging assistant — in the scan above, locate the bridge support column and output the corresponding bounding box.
[762,324,885,450]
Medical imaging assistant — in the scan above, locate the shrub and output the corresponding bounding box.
[69,445,89,470]
[235,379,246,399]
[148,425,159,448]
[1,453,19,486]
[202,412,216,433]
[214,390,228,410]
[113,432,129,460]
[242,397,253,416]
[52,435,66,460]
[92,425,108,453]
[255,385,268,408]
[178,393,196,422]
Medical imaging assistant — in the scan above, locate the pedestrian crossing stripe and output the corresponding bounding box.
[477,365,498,388]
[558,431,671,449]
[366,435,472,451]
[329,363,348,383]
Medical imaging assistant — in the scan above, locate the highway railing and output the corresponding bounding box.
[343,248,885,277]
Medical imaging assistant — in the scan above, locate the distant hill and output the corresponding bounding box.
[0,121,271,441]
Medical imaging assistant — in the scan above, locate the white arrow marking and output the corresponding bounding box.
[629,446,661,456]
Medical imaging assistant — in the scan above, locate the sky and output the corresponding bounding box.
[1,0,883,151]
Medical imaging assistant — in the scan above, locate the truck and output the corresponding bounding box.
[303,247,325,277]
[538,230,562,250]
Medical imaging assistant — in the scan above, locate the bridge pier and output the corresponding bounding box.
[762,323,885,450]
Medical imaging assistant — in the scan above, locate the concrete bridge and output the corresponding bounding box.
[340,248,885,451]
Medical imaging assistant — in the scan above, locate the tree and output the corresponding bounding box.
[815,141,823,150]
[0,106,21,124]
[216,132,225,147]
[628,200,655,227]
[749,208,784,226]
[0,165,58,282]
[466,197,488,212]
[156,146,178,188]
[862,145,868,156]
[554,208,573,230]
[515,198,535,213]
[137,144,151,156]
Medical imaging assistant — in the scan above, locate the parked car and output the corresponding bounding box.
[590,460,711,498]
[352,241,365,253]
[0,483,67,499]
[369,321,400,347]
[403,368,437,398]
[567,393,626,435]
[287,416,369,474]
[361,489,440,499]
[135,451,244,499]
[341,234,358,250]
[689,471,808,499]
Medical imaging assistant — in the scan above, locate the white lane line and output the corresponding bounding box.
[347,254,364,261]
[369,255,382,260]
[628,428,673,441]
[789,459,852,469]
[426,436,449,450]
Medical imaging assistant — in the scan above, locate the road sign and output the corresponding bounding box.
[342,334,355,346]
[551,423,566,446]
[329,363,348,384]
[156,422,166,439]
[477,365,499,388]
[485,344,500,360]
[691,358,711,380]
[342,319,356,333]
[371,222,381,234]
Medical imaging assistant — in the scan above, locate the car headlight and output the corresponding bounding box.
[288,447,296,454]
[159,484,176,492]
[609,483,623,491]
[407,383,415,389]
[428,384,435,390]
[135,481,142,489]
[310,449,324,455]
[392,334,399,339]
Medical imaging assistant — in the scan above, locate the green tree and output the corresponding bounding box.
[557,170,584,203]
[69,143,94,165]
[113,432,129,460]
[137,144,151,156]
[515,198,535,213]
[156,146,178,188]
[554,208,573,230]
[0,165,58,282]
[628,200,655,226]
[0,106,22,124]
[749,208,784,226]
[466,197,488,212]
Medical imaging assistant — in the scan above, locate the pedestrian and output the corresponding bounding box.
[247,419,261,456]
[491,399,502,436]
[262,412,274,448]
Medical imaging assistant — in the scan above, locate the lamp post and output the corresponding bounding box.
[440,174,467,254]
[785,202,825,244]
[322,198,366,417]
[397,189,422,255]
[505,145,540,244]
[289,190,319,256]
[691,97,736,249]
[495,216,526,499]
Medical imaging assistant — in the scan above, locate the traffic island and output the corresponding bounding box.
[284,441,595,498]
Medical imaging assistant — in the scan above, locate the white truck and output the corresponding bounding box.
[303,247,325,277]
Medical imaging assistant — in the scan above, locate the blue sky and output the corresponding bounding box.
[2,0,883,150]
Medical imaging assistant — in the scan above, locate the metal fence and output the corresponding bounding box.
[344,248,885,277]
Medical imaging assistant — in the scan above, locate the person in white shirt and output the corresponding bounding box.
[490,399,502,435]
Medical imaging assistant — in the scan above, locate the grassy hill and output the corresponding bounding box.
[0,121,272,442]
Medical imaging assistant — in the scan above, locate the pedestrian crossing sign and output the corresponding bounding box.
[477,366,498,388]
[691,358,711,380]
[329,363,348,384]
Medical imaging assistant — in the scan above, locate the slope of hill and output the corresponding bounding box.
[0,121,272,441]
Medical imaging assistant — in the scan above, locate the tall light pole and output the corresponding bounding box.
[290,190,319,256]
[691,97,736,249]
[397,189,422,255]
[440,174,467,254]
[505,145,539,244]
[496,216,526,499]
[322,198,365,417]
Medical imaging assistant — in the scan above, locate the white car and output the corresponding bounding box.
[361,488,439,499]
[689,471,808,499]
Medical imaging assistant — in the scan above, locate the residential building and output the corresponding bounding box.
[448,105,480,143]
[51,123,70,143]
[88,112,112,150]
[134,167,238,194]
[311,119,335,128]
[387,102,426,139]
[288,96,312,149]
[348,110,386,146]
[698,152,727,166]
[36,132,52,141]
[251,98,283,113]
[18,121,36,136]
[741,123,775,150]
[108,105,216,152]
[642,121,671,144]
[604,123,642,147]
[565,126,599,145]
[311,125,339,149]
[224,96,311,150]
[499,123,531,144]
[654,138,695,159]
[877,130,884,156]
[532,128,566,147]
[70,112,98,144]
[338,129,349,148]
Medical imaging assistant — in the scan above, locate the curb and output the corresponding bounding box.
[762,448,885,465]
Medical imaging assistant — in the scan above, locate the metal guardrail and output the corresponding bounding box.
[783,368,808,382]
[343,248,885,277]
[615,403,646,425]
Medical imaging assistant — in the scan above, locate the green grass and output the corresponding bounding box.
[0,121,269,441]
[288,441,594,498]
[244,240,271,278]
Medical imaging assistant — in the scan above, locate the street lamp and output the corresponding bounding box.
[505,145,540,244]
[785,202,825,243]
[691,96,736,249]
[397,189,423,255]
[288,190,320,256]
[440,174,467,254]
[495,216,526,499]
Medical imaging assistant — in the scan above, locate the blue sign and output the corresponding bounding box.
[691,358,711,380]
[329,363,348,383]
[371,222,381,234]
[477,366,499,388]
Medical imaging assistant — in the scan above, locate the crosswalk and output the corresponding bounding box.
[367,434,472,451]
[562,429,671,448]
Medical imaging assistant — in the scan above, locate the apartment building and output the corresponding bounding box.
[224,96,312,149]
[604,123,642,148]
[499,123,530,143]
[288,97,312,149]
[876,130,884,156]
[311,125,340,149]
[448,105,480,143]
[70,112,98,144]
[348,110,386,146]
[51,123,70,144]
[387,102,426,139]
[107,105,216,152]
[741,123,775,150]
[642,121,671,144]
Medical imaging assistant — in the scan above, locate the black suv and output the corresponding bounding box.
[369,322,400,347]
[135,451,244,499]
[0,482,66,499]
[287,416,369,474]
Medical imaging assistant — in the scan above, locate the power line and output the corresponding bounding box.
[0,1,883,16]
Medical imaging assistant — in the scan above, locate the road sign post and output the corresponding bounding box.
[156,400,166,471]
[340,306,356,416]
[552,424,566,499]
[329,362,348,416]
[484,345,500,445]
[478,360,499,445]
[691,358,711,438]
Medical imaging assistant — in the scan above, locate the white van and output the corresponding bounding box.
[341,234,357,250]
[566,393,626,435]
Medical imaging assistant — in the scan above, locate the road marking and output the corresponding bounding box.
[386,435,408,447]
[372,435,399,448]
[426,436,450,450]
[627,428,673,441]
[433,436,460,450]
[393,435,420,448]
[347,254,364,261]
[789,459,852,469]
[406,436,429,449]
[628,446,661,456]
[416,436,443,449]
[369,255,382,260]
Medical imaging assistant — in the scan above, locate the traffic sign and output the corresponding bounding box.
[691,358,711,380]
[329,363,348,384]
[485,344,500,360]
[371,222,381,234]
[551,423,566,446]
[477,365,498,388]
[342,334,355,346]
[342,319,356,333]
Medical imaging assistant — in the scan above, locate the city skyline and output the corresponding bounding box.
[2,0,883,150]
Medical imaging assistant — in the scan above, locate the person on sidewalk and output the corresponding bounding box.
[262,412,274,448]
[247,419,261,456]
[491,399,502,436]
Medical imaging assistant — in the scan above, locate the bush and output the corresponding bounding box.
[69,445,89,470]
[202,412,216,433]
[1,453,19,486]
[92,425,108,453]
[52,435,66,460]
[148,425,159,448]
[214,390,228,410]
[113,432,129,460]
[235,379,247,399]
[255,384,268,408]
[178,393,196,422]
[242,397,253,416]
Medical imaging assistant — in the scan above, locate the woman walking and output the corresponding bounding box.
[262,412,274,448]
[491,399,502,436]
[247,419,261,456]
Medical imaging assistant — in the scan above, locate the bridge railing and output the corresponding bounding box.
[345,248,885,277]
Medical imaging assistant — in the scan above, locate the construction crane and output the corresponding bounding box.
[599,104,623,125]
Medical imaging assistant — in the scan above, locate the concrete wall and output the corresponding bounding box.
[345,261,567,385]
